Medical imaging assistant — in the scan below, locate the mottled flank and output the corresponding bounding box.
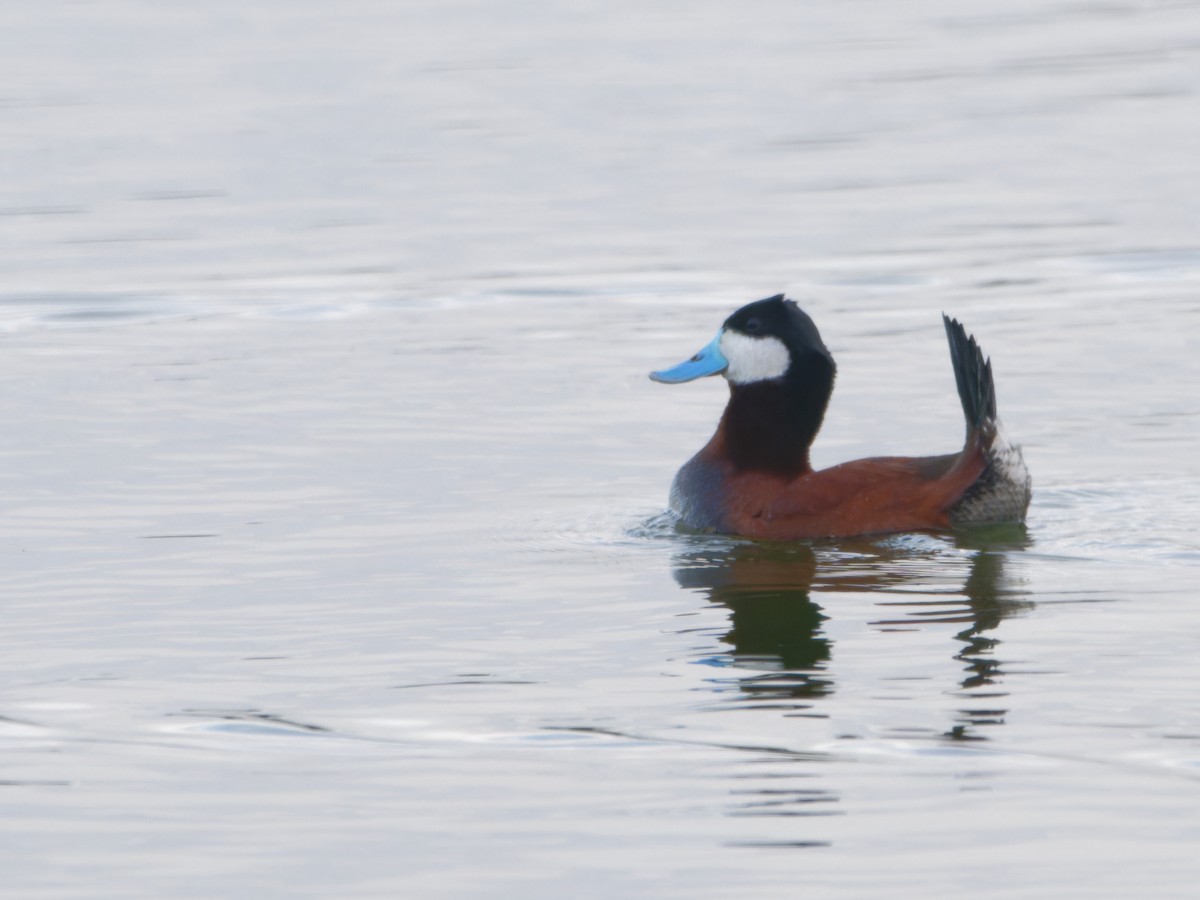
[950,424,1033,526]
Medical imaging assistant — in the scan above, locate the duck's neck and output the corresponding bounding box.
[718,356,835,477]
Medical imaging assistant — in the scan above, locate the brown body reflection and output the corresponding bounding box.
[673,526,1032,738]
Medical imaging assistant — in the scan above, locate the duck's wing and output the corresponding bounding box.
[726,447,988,540]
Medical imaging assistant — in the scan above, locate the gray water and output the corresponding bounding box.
[3,1,1200,897]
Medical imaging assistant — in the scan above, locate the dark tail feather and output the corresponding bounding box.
[942,314,996,432]
[942,315,1032,526]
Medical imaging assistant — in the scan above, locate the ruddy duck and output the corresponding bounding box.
[651,295,1031,539]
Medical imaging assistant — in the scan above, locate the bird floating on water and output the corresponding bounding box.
[650,295,1031,540]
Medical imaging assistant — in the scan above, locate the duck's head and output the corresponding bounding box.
[650,294,833,387]
[651,295,837,474]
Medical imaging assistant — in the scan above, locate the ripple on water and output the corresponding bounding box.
[506,506,708,557]
[162,709,340,740]
[1033,481,1200,567]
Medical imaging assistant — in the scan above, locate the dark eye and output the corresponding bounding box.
[744,318,762,334]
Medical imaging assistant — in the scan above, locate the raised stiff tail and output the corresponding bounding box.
[941,314,1032,525]
[943,314,996,432]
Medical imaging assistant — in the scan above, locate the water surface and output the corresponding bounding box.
[2,1,1200,897]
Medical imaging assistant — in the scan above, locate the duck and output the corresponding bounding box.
[650,295,1031,540]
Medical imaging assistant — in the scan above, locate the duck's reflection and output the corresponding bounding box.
[672,526,1032,739]
[675,543,832,708]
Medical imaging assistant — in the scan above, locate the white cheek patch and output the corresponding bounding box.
[720,332,791,384]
